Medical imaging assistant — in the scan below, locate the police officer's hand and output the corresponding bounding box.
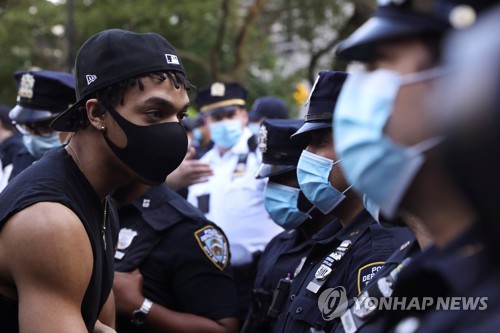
[93,320,116,333]
[113,269,145,317]
[166,147,213,190]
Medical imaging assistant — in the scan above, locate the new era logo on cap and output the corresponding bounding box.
[86,75,97,85]
[165,54,180,65]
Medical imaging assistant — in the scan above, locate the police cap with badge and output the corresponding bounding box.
[255,118,307,179]
[335,0,494,62]
[195,82,248,117]
[291,70,348,141]
[9,70,75,125]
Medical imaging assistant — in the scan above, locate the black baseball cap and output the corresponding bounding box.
[291,71,348,141]
[256,118,308,179]
[51,29,185,132]
[10,70,75,124]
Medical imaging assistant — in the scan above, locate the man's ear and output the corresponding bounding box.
[86,98,107,132]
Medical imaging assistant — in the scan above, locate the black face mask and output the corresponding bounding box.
[102,103,187,185]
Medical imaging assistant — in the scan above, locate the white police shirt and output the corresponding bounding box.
[187,127,283,266]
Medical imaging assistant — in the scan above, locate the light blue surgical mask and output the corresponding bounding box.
[248,122,261,136]
[192,128,202,143]
[22,132,61,159]
[333,68,443,219]
[209,120,243,149]
[264,182,312,230]
[363,194,380,223]
[296,150,350,214]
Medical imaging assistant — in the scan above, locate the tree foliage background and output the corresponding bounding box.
[0,0,374,116]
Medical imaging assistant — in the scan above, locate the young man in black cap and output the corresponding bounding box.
[0,103,22,191]
[7,70,75,182]
[272,71,412,333]
[332,1,500,332]
[187,82,283,323]
[0,29,192,332]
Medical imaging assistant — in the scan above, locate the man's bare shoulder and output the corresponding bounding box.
[0,202,93,292]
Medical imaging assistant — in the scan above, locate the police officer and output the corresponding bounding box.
[187,82,283,322]
[111,181,239,333]
[247,96,289,135]
[0,104,22,191]
[243,118,322,332]
[332,1,500,332]
[182,114,213,159]
[8,70,75,181]
[415,4,500,332]
[166,112,214,197]
[272,70,413,333]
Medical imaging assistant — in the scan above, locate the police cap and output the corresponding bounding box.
[248,96,289,122]
[336,0,495,62]
[195,82,248,116]
[9,70,75,124]
[256,118,308,179]
[291,71,348,140]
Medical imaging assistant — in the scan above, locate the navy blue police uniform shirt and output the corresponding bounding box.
[114,183,238,332]
[382,220,500,333]
[273,210,413,333]
[248,219,341,333]
[0,133,23,169]
[8,146,36,181]
[0,147,116,333]
[332,239,420,333]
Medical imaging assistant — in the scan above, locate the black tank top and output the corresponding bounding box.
[0,147,115,332]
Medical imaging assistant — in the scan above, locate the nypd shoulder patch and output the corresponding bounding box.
[194,226,229,271]
[357,262,385,294]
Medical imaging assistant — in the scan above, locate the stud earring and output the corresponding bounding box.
[101,124,105,132]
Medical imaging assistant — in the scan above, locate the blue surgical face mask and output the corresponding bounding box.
[296,150,350,214]
[22,132,61,159]
[264,182,312,230]
[333,68,443,219]
[248,122,261,136]
[209,119,243,149]
[192,128,202,143]
[363,194,380,223]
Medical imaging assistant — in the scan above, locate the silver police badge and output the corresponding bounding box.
[18,73,35,99]
[315,264,333,281]
[194,226,229,270]
[115,228,138,260]
[117,228,138,250]
[210,82,225,96]
[258,124,268,153]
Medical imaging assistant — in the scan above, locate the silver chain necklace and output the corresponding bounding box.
[68,144,107,250]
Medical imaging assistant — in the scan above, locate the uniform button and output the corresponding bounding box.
[310,260,317,265]
[296,307,303,314]
[290,294,295,301]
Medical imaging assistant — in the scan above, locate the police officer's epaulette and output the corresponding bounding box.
[247,134,258,152]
